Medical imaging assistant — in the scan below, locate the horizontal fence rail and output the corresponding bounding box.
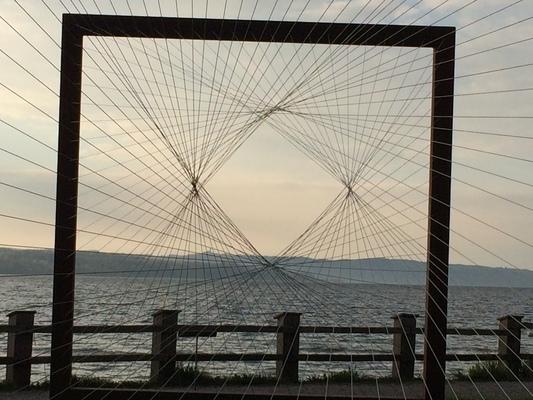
[1,310,531,388]
[0,325,513,335]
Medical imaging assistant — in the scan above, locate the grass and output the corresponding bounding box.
[0,375,147,391]
[0,380,50,391]
[73,366,278,388]
[0,381,15,391]
[168,365,277,386]
[72,375,146,388]
[2,360,532,391]
[223,373,278,385]
[453,360,533,381]
[0,366,279,391]
[305,367,366,383]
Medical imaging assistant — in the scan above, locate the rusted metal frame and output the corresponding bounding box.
[52,13,455,400]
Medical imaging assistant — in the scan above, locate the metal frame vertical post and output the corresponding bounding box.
[50,15,83,400]
[424,31,455,400]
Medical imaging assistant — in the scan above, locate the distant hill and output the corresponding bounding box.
[1,247,532,288]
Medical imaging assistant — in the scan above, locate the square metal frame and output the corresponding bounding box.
[51,14,455,400]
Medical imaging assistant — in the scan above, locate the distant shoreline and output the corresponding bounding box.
[1,247,532,288]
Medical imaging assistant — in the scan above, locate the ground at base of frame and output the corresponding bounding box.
[2,381,533,400]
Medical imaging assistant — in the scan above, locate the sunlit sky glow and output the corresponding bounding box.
[0,0,532,271]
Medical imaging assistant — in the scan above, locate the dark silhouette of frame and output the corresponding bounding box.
[51,14,455,400]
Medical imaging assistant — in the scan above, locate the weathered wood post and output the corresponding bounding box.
[274,312,301,383]
[6,311,36,388]
[392,313,417,380]
[498,315,523,374]
[151,309,179,385]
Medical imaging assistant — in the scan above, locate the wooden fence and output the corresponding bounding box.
[1,310,532,388]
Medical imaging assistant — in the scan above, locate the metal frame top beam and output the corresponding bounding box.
[65,13,454,48]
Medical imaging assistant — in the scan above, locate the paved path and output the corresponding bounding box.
[1,381,532,399]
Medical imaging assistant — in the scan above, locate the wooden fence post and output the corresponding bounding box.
[151,309,179,385]
[391,313,417,380]
[6,311,36,388]
[498,315,523,374]
[274,312,301,383]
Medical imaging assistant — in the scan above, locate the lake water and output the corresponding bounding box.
[0,273,532,383]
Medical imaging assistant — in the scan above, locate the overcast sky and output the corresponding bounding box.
[0,0,532,272]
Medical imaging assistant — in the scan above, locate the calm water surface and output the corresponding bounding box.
[0,275,531,382]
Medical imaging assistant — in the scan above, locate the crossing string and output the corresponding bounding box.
[0,0,533,399]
